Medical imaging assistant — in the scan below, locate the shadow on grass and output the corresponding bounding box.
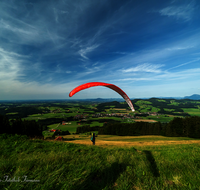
[70,162,127,190]
[143,150,160,177]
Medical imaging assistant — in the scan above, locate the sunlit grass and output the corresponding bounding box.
[0,134,200,189]
[182,108,200,116]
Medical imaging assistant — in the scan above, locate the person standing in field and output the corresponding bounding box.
[91,133,95,145]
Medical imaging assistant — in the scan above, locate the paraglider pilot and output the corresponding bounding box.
[91,133,95,145]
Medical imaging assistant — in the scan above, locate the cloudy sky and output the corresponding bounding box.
[0,0,200,100]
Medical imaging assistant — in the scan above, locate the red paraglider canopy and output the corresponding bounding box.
[69,82,135,111]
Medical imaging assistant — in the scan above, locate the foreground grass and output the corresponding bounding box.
[0,134,200,190]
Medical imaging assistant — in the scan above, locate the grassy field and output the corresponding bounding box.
[157,99,166,102]
[147,115,174,123]
[134,100,160,113]
[57,122,78,133]
[18,99,200,128]
[47,123,60,129]
[63,135,200,147]
[6,112,18,115]
[182,108,200,116]
[169,100,179,106]
[24,112,77,120]
[89,121,104,127]
[1,134,200,189]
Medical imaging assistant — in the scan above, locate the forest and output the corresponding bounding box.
[0,115,46,138]
[97,116,200,138]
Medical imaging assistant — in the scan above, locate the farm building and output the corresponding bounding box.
[49,129,58,132]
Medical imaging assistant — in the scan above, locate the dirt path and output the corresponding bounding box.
[64,139,200,147]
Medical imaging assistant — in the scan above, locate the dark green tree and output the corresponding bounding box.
[0,115,11,134]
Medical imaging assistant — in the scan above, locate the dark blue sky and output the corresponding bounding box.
[0,0,200,100]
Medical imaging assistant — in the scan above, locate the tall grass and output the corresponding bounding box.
[0,133,200,189]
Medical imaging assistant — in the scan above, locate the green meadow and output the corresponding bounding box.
[147,115,174,123]
[57,122,78,133]
[168,100,179,106]
[135,100,160,113]
[19,99,200,126]
[183,108,200,116]
[6,112,18,115]
[0,134,200,190]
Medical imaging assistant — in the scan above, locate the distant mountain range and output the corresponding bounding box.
[1,94,200,103]
[183,94,200,100]
[85,94,200,102]
[138,94,200,100]
[151,94,199,100]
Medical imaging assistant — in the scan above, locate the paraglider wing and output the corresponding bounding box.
[69,82,135,111]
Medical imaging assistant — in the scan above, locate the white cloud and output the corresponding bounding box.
[159,3,195,21]
[166,46,194,51]
[113,51,134,55]
[114,65,200,84]
[163,67,200,80]
[0,49,25,96]
[0,47,28,58]
[114,77,157,82]
[78,44,99,60]
[66,71,72,73]
[0,19,37,36]
[0,6,65,47]
[0,48,26,81]
[121,63,164,73]
[92,62,98,66]
[0,18,41,44]
[167,58,200,71]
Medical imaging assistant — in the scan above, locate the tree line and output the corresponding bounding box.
[0,115,46,138]
[98,122,161,136]
[97,116,200,138]
[76,125,99,134]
